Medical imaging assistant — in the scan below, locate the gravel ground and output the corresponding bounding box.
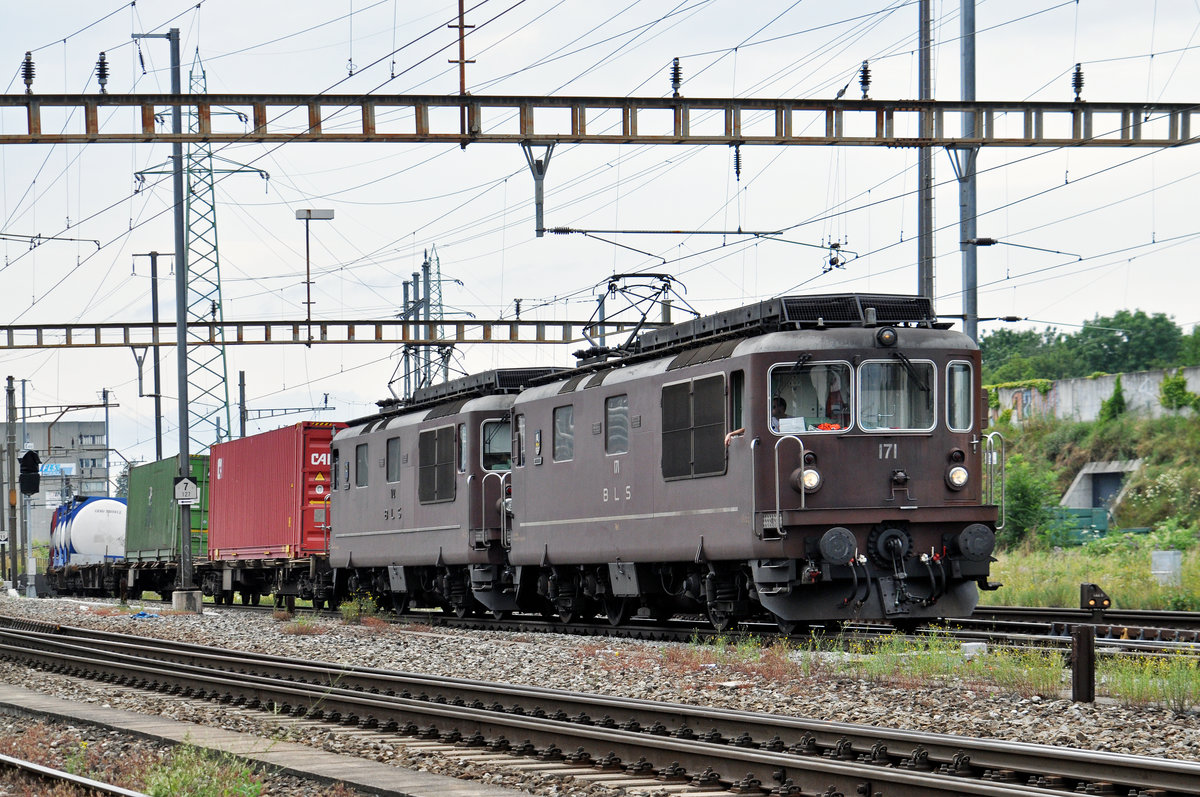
[0,594,1197,796]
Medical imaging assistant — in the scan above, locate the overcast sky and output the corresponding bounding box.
[1,0,1198,471]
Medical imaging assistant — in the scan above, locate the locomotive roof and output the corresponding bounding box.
[633,293,944,356]
[353,367,564,425]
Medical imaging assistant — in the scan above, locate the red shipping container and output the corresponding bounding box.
[208,421,345,560]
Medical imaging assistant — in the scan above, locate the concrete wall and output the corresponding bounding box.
[990,365,1200,426]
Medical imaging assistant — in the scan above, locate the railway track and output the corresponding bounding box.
[0,617,1196,797]
[110,594,1200,657]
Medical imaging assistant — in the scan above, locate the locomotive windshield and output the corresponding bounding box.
[769,362,851,432]
[482,419,512,470]
[858,359,935,431]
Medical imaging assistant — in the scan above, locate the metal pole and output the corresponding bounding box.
[402,280,411,399]
[6,377,18,585]
[19,380,28,583]
[102,388,110,497]
[917,0,935,303]
[150,252,164,460]
[411,271,422,388]
[238,370,246,438]
[167,27,195,597]
[304,217,312,347]
[427,255,436,386]
[959,0,979,341]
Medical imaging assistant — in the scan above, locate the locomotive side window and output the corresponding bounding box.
[768,362,852,432]
[354,443,369,487]
[605,395,629,455]
[553,405,574,461]
[386,436,401,483]
[482,419,512,470]
[947,361,974,432]
[858,359,936,431]
[418,426,456,503]
[662,374,727,480]
[457,423,467,473]
[730,370,744,430]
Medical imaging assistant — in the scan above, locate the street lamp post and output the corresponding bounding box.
[295,209,334,347]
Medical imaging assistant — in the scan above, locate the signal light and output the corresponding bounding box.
[18,448,41,495]
[1080,583,1111,610]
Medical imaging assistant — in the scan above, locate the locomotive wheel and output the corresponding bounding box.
[491,609,511,621]
[603,597,631,627]
[390,594,409,615]
[313,598,326,611]
[707,606,735,633]
[250,592,261,606]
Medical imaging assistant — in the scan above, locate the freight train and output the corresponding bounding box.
[43,293,1002,630]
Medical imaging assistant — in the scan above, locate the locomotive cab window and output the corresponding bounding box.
[418,425,456,503]
[768,362,852,433]
[947,361,974,432]
[514,414,527,467]
[332,448,341,490]
[858,358,936,431]
[605,395,629,455]
[354,443,369,487]
[553,405,574,461]
[662,374,727,480]
[386,436,401,483]
[482,419,512,471]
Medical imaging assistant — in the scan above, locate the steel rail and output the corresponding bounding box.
[1,621,1197,795]
[0,751,148,796]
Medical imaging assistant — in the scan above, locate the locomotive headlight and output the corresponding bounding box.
[801,467,823,493]
[946,465,969,490]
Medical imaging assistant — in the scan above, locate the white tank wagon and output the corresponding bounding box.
[51,497,128,567]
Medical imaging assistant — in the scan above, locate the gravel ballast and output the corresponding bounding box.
[0,595,1196,795]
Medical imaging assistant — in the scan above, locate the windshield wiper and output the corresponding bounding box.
[892,350,929,392]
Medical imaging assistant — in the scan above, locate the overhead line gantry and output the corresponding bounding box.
[0,94,1195,148]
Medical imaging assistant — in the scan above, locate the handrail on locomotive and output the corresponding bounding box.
[984,431,1006,530]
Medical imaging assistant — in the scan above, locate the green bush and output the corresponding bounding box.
[997,453,1058,548]
[1159,368,1196,412]
[1098,375,1127,423]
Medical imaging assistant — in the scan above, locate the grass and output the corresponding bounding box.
[590,631,1195,712]
[1100,652,1200,713]
[279,615,325,636]
[0,721,358,796]
[338,596,377,625]
[142,744,263,797]
[983,535,1200,610]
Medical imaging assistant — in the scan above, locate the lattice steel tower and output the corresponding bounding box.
[182,51,266,451]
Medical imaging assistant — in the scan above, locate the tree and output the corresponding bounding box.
[115,463,131,498]
[1074,310,1182,375]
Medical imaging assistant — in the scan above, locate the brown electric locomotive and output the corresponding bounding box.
[330,293,1002,630]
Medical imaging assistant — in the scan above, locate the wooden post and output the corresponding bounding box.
[1071,624,1095,703]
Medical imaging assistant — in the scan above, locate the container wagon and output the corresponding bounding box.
[205,421,345,606]
[123,455,209,600]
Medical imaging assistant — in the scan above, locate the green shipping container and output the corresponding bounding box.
[124,455,209,563]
